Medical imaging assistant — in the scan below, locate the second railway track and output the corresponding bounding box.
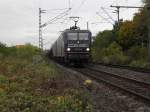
[94,63,150,74]
[74,66,150,103]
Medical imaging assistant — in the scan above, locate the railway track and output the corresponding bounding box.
[94,63,150,74]
[75,66,150,103]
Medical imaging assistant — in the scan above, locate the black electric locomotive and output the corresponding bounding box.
[50,26,92,65]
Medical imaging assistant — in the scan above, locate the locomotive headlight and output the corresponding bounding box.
[67,48,71,51]
[86,48,90,51]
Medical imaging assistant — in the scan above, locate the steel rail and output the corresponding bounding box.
[87,66,150,86]
[93,62,150,74]
[76,68,150,103]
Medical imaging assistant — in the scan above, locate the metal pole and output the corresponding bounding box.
[39,8,42,49]
[69,0,71,9]
[147,5,150,58]
[117,7,120,25]
[87,22,89,30]
[110,5,144,28]
[39,8,46,50]
[148,22,150,56]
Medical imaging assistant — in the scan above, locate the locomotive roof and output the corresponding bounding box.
[63,29,91,33]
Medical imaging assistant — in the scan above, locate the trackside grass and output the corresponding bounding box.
[0,44,93,112]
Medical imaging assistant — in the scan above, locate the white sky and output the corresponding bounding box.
[0,0,143,49]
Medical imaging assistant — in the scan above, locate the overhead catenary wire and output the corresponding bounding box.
[60,17,70,24]
[46,8,69,12]
[38,0,73,49]
[73,0,88,14]
[44,14,70,25]
[41,8,72,28]
[101,7,116,23]
[77,0,87,9]
[91,22,110,26]
[68,0,71,9]
[91,21,109,24]
[44,9,70,24]
[96,12,114,26]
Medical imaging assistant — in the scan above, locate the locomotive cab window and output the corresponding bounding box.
[79,33,89,40]
[67,32,90,48]
[67,33,78,40]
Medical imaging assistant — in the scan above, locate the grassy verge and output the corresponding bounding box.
[0,44,93,112]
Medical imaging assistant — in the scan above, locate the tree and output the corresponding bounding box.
[0,42,6,48]
[117,21,137,49]
[92,30,114,49]
[142,0,150,5]
[92,30,115,61]
[133,8,149,47]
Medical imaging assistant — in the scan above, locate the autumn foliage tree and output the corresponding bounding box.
[92,0,150,67]
[117,21,137,49]
[133,8,149,46]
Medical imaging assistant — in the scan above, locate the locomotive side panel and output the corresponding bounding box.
[56,34,65,57]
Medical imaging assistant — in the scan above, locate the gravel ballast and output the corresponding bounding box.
[56,63,150,112]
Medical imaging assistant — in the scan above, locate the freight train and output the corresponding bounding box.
[49,26,92,65]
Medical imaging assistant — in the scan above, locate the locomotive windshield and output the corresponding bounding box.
[67,32,90,48]
[79,33,89,40]
[67,33,77,40]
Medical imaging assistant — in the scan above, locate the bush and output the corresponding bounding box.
[127,46,149,61]
[102,42,129,64]
[92,30,114,49]
[15,44,41,60]
[0,42,6,48]
[129,60,150,68]
[0,42,93,111]
[92,47,104,61]
[92,42,129,64]
[0,42,41,60]
[127,46,150,68]
[0,42,7,56]
[92,30,115,62]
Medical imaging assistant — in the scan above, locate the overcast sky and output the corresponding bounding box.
[0,0,143,49]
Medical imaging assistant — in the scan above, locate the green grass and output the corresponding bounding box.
[0,44,93,112]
